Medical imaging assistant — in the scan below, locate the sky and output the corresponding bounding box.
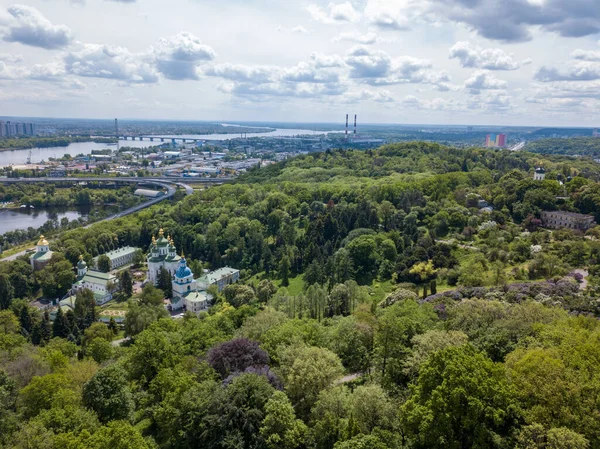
[0,0,599,126]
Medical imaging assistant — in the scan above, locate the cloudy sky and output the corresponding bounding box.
[0,0,599,126]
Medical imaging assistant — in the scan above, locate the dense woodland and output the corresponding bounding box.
[2,142,600,448]
[0,137,117,150]
[525,137,600,157]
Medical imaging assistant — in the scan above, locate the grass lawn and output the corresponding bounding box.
[101,301,129,313]
[366,279,396,303]
[0,241,35,259]
[275,274,305,296]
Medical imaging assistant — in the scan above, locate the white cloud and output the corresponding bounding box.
[464,70,508,93]
[0,60,27,79]
[64,43,159,83]
[449,41,521,70]
[535,61,600,82]
[205,63,275,83]
[310,52,346,69]
[292,25,310,34]
[28,62,66,80]
[364,0,423,30]
[306,2,360,24]
[345,46,391,78]
[345,46,449,86]
[0,53,23,63]
[333,31,378,45]
[2,4,73,49]
[150,32,215,80]
[572,49,600,62]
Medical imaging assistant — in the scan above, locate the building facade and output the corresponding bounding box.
[30,235,53,270]
[197,267,240,292]
[0,121,36,137]
[147,229,181,284]
[485,133,507,148]
[170,257,211,313]
[95,246,138,270]
[541,211,596,231]
[72,255,117,305]
[534,167,546,181]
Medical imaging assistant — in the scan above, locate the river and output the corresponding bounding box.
[0,205,119,235]
[0,127,343,165]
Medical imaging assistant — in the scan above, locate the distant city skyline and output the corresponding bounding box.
[0,0,599,126]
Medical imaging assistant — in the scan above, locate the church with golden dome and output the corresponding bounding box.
[30,235,53,271]
[147,228,182,285]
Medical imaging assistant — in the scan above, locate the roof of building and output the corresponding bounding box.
[535,167,546,173]
[77,255,87,269]
[37,235,49,246]
[80,270,115,284]
[184,291,209,303]
[96,246,137,261]
[199,267,240,284]
[31,250,53,261]
[175,258,193,278]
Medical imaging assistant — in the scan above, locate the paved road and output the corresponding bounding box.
[1,248,32,262]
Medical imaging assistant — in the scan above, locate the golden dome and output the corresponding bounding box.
[37,235,49,246]
[152,236,157,245]
[159,228,164,237]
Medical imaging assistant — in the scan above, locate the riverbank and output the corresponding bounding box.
[0,136,117,151]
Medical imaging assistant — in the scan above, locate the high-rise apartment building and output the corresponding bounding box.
[485,133,507,148]
[0,121,37,137]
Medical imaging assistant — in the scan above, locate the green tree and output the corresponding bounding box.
[52,307,71,339]
[260,390,307,449]
[87,338,114,364]
[374,300,437,387]
[280,256,291,287]
[19,373,77,419]
[409,260,437,282]
[401,345,520,449]
[403,329,469,378]
[124,300,168,337]
[327,315,374,373]
[97,255,111,273]
[309,386,353,449]
[139,284,164,306]
[86,421,154,449]
[83,365,134,423]
[156,267,172,299]
[74,288,97,331]
[333,435,390,449]
[351,384,394,434]
[257,279,278,303]
[515,424,589,449]
[278,345,344,418]
[223,284,256,308]
[119,270,133,300]
[0,274,14,310]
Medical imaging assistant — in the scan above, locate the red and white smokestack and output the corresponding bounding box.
[345,114,348,138]
[354,115,357,135]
